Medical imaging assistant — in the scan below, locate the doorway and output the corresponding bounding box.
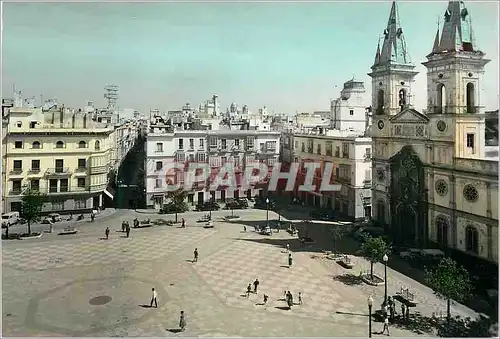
[197,192,204,204]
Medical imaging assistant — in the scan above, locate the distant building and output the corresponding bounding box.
[330,78,369,132]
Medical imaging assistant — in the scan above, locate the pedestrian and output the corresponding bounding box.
[283,290,287,299]
[263,294,268,304]
[381,315,390,336]
[243,226,247,232]
[126,225,130,238]
[298,292,302,305]
[401,303,405,320]
[150,288,158,308]
[253,279,260,293]
[288,253,293,267]
[105,227,110,240]
[193,248,198,262]
[286,243,290,252]
[383,303,389,317]
[179,311,186,331]
[286,291,293,308]
[246,284,252,297]
[182,218,185,228]
[289,291,294,305]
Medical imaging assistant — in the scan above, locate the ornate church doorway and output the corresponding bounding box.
[390,146,427,247]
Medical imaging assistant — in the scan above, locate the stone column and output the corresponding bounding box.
[486,182,492,218]
[449,175,457,249]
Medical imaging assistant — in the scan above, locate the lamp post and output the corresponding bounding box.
[209,197,213,220]
[266,198,270,227]
[383,254,388,304]
[367,296,373,338]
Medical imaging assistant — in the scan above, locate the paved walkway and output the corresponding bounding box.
[2,209,477,337]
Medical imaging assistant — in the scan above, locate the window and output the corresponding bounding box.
[78,159,86,168]
[435,216,449,247]
[209,156,220,167]
[188,154,195,162]
[266,141,277,150]
[176,171,185,184]
[13,160,22,171]
[156,161,163,170]
[234,156,240,166]
[155,179,162,188]
[295,141,299,149]
[465,226,479,254]
[342,143,349,158]
[95,140,101,151]
[49,179,58,193]
[156,142,163,152]
[30,121,37,129]
[55,159,64,171]
[178,139,184,150]
[32,141,41,149]
[326,141,333,156]
[175,152,185,162]
[189,138,194,150]
[14,141,23,149]
[31,160,40,171]
[316,144,322,155]
[56,141,65,148]
[199,138,204,149]
[197,153,206,162]
[335,146,340,157]
[267,157,276,167]
[466,133,475,153]
[221,139,227,150]
[60,179,69,192]
[245,136,254,149]
[349,109,354,116]
[301,143,305,152]
[30,179,40,191]
[365,148,371,159]
[260,143,265,152]
[12,180,22,193]
[51,201,63,211]
[16,121,22,128]
[235,139,240,147]
[75,198,87,209]
[221,156,227,165]
[77,178,86,188]
[209,136,218,147]
[78,141,87,148]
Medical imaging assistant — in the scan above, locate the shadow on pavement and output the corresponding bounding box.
[333,273,363,286]
[166,328,182,333]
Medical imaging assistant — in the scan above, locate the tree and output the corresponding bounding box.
[358,235,390,279]
[425,257,472,324]
[165,189,189,221]
[328,225,348,256]
[21,188,44,235]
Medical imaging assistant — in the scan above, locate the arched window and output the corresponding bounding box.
[376,200,385,224]
[56,141,65,148]
[95,140,101,151]
[32,141,41,149]
[465,226,479,254]
[435,216,449,247]
[398,89,407,111]
[466,82,476,113]
[436,83,446,113]
[377,90,385,114]
[78,141,87,148]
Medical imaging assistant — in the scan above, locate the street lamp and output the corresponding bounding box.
[367,296,373,338]
[209,197,213,220]
[383,253,389,304]
[266,198,270,227]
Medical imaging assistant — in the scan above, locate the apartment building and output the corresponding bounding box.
[330,78,370,131]
[110,119,142,172]
[2,106,115,213]
[145,120,280,209]
[284,128,372,221]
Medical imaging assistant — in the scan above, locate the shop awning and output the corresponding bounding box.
[104,186,115,200]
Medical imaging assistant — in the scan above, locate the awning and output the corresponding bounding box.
[104,186,116,199]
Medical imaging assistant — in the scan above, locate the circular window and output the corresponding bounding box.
[377,168,385,182]
[377,120,385,130]
[463,184,478,202]
[437,120,447,132]
[435,179,448,196]
[16,121,22,127]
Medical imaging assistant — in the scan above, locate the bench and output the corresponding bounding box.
[59,227,77,235]
[133,223,153,228]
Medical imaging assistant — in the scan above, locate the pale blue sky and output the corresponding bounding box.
[2,1,499,114]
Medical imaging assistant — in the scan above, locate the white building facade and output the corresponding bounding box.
[331,78,370,131]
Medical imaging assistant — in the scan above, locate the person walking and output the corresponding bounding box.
[298,292,302,305]
[263,294,268,305]
[246,284,252,297]
[381,315,390,336]
[105,227,110,240]
[288,253,293,267]
[243,226,247,232]
[193,248,198,262]
[150,288,158,308]
[182,218,186,228]
[179,311,186,331]
[253,279,260,293]
[286,243,290,252]
[126,224,131,238]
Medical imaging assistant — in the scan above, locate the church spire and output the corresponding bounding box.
[374,41,381,65]
[431,1,479,54]
[373,1,412,67]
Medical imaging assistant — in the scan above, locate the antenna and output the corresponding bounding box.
[104,85,119,109]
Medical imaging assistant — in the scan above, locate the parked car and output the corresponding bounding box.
[195,201,220,212]
[310,209,335,221]
[236,198,249,208]
[2,211,20,228]
[41,217,54,225]
[225,198,248,210]
[48,213,62,222]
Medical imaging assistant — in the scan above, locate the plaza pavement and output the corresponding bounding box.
[2,209,478,337]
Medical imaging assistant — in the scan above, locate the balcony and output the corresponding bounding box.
[89,165,108,175]
[9,189,22,195]
[364,154,371,162]
[307,147,313,154]
[9,168,23,176]
[326,149,333,156]
[28,168,42,176]
[342,153,349,159]
[363,180,372,188]
[335,151,340,157]
[46,167,72,176]
[74,167,88,176]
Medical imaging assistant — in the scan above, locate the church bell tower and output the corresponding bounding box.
[368,1,418,117]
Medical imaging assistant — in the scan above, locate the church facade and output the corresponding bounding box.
[369,1,498,264]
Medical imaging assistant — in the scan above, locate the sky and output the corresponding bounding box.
[2,1,499,115]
